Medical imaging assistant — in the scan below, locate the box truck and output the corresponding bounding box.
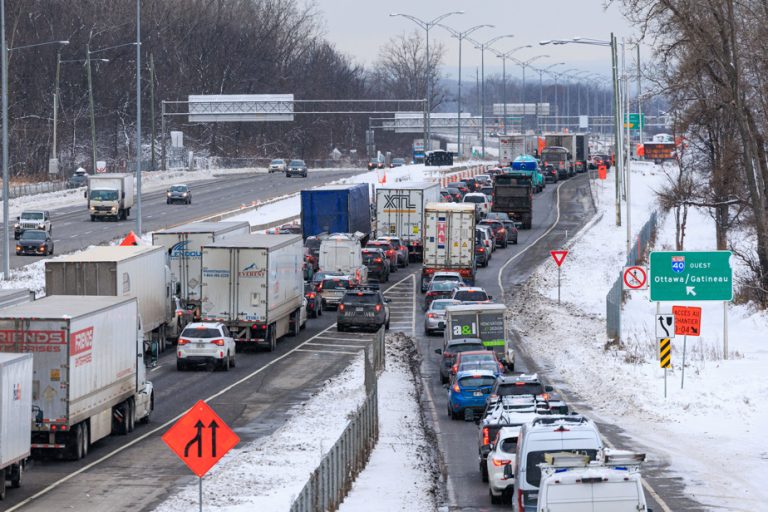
[421,203,477,292]
[152,221,251,308]
[0,353,32,498]
[86,173,134,221]
[300,184,371,240]
[319,233,368,283]
[0,296,153,461]
[376,181,440,262]
[201,234,304,351]
[45,245,178,352]
[443,303,514,370]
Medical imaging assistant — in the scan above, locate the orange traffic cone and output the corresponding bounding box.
[119,231,139,246]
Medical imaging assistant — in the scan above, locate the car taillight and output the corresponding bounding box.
[483,427,490,446]
[374,257,382,263]
[400,245,406,251]
[478,247,485,252]
[178,338,190,346]
[493,458,512,467]
[308,292,316,299]
[386,250,394,255]
[426,313,437,318]
[426,291,437,297]
[499,228,506,233]
[317,283,323,290]
[452,382,460,392]
[339,304,345,311]
[443,351,454,359]
[211,339,225,346]
[374,304,382,312]
[451,364,458,374]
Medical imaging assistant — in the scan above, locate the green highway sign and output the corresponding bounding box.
[623,113,645,130]
[650,251,733,301]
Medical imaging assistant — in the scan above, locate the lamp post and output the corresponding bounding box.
[487,45,531,135]
[559,68,580,126]
[0,19,68,280]
[541,35,623,230]
[512,55,548,131]
[536,62,564,131]
[570,70,590,121]
[466,33,515,157]
[390,11,464,152]
[438,23,493,157]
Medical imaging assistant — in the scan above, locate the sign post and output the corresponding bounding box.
[550,250,568,304]
[163,400,240,512]
[659,337,671,398]
[672,306,702,389]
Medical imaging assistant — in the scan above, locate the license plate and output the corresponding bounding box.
[355,307,364,312]
[473,391,483,397]
[196,343,205,348]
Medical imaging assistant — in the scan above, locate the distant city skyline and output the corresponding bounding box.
[317,0,645,81]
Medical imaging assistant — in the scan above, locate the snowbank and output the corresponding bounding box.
[509,162,768,509]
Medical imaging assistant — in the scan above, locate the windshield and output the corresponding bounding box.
[322,279,351,290]
[430,281,457,292]
[430,301,453,311]
[181,327,221,338]
[460,353,496,364]
[271,159,284,164]
[458,361,498,373]
[90,190,118,201]
[464,195,485,204]
[458,376,496,388]
[542,152,567,162]
[454,290,489,302]
[526,449,598,487]
[449,343,484,353]
[433,275,460,282]
[497,382,544,396]
[343,293,379,305]
[21,212,44,220]
[481,222,502,230]
[392,159,405,164]
[290,160,304,166]
[169,185,187,192]
[20,230,46,240]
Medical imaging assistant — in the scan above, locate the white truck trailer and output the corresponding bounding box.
[45,245,177,352]
[201,234,304,351]
[152,221,251,307]
[318,233,368,285]
[376,181,440,262]
[0,353,32,498]
[86,173,135,221]
[421,202,477,291]
[0,296,153,461]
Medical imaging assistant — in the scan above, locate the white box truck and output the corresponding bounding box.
[152,221,251,307]
[422,202,477,291]
[443,303,514,370]
[201,234,304,351]
[0,353,32,498]
[376,181,440,262]
[319,233,368,285]
[45,245,177,352]
[0,296,153,461]
[86,173,135,221]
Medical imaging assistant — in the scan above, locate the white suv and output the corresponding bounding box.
[269,159,287,173]
[488,426,521,504]
[176,322,236,371]
[464,192,490,218]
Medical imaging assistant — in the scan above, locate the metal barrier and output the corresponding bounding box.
[606,211,658,340]
[0,180,69,200]
[289,329,385,512]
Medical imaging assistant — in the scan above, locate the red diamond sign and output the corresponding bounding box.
[162,400,240,477]
[550,250,568,267]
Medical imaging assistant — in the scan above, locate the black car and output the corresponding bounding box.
[541,164,559,183]
[475,232,489,267]
[368,159,385,170]
[479,219,509,249]
[287,159,308,177]
[444,187,463,202]
[439,190,455,202]
[390,158,406,167]
[499,220,518,245]
[166,184,192,204]
[16,229,54,256]
[362,248,390,282]
[304,282,323,318]
[424,150,453,166]
[67,170,88,189]
[337,287,390,332]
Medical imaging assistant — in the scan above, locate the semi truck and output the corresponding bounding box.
[86,174,134,221]
[421,202,477,292]
[375,181,440,262]
[492,173,534,229]
[152,221,251,308]
[45,245,178,352]
[443,303,514,370]
[201,234,304,352]
[542,133,590,174]
[0,296,153,461]
[300,184,371,241]
[0,353,32,498]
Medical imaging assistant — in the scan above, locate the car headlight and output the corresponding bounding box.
[166,192,171,196]
[38,223,45,229]
[111,206,117,212]
[182,192,187,196]
[39,245,46,251]
[15,245,20,251]
[13,223,19,228]
[89,206,96,212]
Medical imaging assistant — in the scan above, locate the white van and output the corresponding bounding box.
[535,450,651,512]
[512,415,603,512]
[319,233,368,285]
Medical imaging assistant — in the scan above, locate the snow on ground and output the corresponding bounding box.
[339,333,438,512]
[154,354,367,512]
[508,162,768,510]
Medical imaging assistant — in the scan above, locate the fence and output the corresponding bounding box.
[289,329,385,512]
[606,211,658,340]
[0,180,70,200]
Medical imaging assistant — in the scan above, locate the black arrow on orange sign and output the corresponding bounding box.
[185,420,205,458]
[209,420,219,457]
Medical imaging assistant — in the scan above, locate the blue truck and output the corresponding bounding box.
[510,155,545,193]
[300,184,372,240]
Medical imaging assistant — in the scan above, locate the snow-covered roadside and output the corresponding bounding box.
[339,333,438,512]
[154,355,367,512]
[508,163,768,510]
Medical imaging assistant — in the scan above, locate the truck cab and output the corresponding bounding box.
[540,146,573,179]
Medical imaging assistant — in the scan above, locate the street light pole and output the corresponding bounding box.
[390,11,464,154]
[536,63,564,131]
[439,24,493,157]
[135,0,142,235]
[512,55,549,132]
[86,44,97,172]
[488,45,531,136]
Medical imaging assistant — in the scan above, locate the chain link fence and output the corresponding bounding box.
[606,211,658,340]
[289,329,385,512]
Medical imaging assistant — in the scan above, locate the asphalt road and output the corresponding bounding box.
[2,169,362,270]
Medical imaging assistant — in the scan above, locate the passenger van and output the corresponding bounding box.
[512,415,603,511]
[534,450,652,512]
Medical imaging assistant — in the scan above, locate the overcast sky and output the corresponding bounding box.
[317,0,644,81]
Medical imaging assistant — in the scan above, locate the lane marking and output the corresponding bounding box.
[304,342,365,349]
[296,349,359,356]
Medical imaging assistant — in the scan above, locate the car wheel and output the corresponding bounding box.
[514,238,518,245]
[222,354,230,371]
[385,318,390,330]
[166,199,170,204]
[176,360,185,371]
[481,464,489,483]
[490,490,500,504]
[425,327,431,336]
[318,306,323,317]
[337,324,345,332]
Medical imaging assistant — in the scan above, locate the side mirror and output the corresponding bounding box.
[434,348,442,355]
[545,385,554,392]
[503,464,514,480]
[487,296,493,300]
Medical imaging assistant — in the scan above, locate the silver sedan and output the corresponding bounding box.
[424,299,460,335]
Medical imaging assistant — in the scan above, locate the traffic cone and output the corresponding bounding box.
[119,231,139,246]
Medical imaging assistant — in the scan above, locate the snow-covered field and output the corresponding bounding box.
[509,162,768,510]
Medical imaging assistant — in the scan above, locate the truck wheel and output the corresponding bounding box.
[90,215,95,222]
[337,324,345,332]
[288,309,300,336]
[127,399,135,433]
[82,422,90,457]
[0,468,6,500]
[268,327,277,352]
[126,208,131,217]
[9,463,22,488]
[70,423,84,460]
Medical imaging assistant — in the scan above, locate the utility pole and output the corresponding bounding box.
[637,44,643,145]
[52,51,60,162]
[149,53,156,172]
[1,0,8,280]
[135,0,142,235]
[611,33,622,227]
[86,44,97,172]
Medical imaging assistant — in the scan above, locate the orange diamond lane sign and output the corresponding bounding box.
[162,400,240,477]
[550,250,568,267]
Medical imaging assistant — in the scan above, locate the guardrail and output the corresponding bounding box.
[289,329,385,512]
[606,211,658,340]
[0,180,70,200]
